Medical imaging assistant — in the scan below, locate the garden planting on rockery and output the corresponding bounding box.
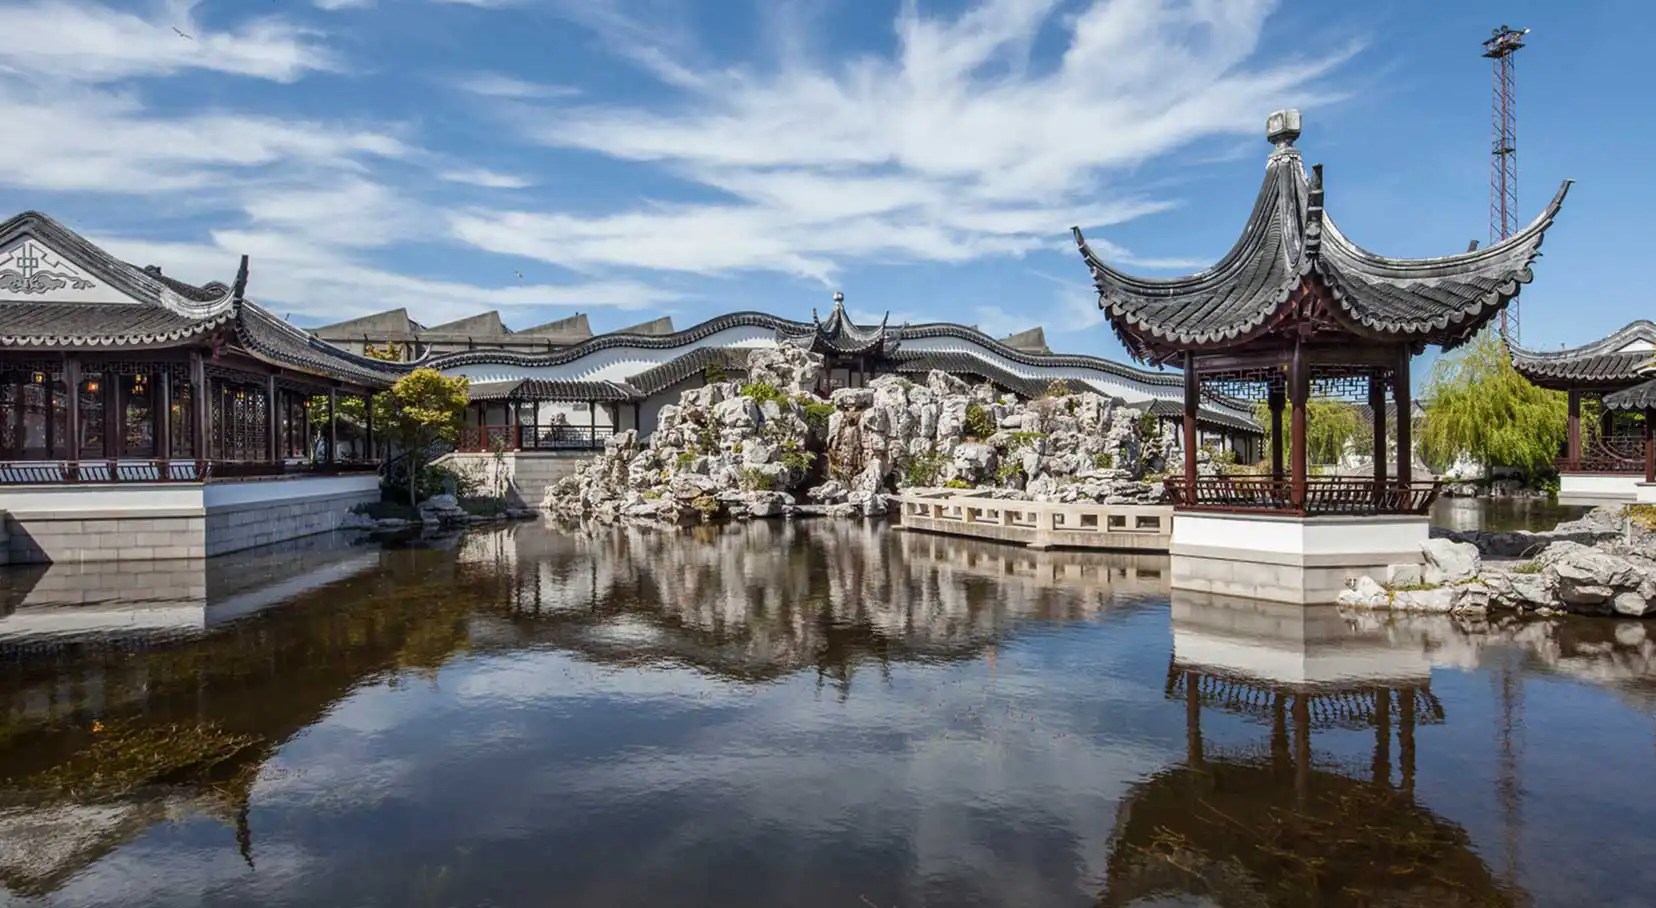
[543,345,1193,524]
[1339,505,1656,619]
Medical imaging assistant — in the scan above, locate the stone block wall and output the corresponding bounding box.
[7,514,207,564]
[204,489,378,557]
[2,476,381,564]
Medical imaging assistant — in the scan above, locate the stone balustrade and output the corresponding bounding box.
[896,491,1171,552]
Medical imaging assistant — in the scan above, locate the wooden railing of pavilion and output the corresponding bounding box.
[1163,477,1441,517]
[0,459,380,485]
[1557,433,1648,474]
[457,425,612,453]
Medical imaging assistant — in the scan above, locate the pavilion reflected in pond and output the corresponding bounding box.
[1097,594,1520,907]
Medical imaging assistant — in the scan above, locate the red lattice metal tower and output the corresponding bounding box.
[1484,24,1528,343]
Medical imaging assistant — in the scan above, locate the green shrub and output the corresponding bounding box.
[1513,561,1543,575]
[737,467,775,491]
[781,450,815,472]
[1043,378,1073,398]
[964,403,995,439]
[1005,431,1046,449]
[1137,410,1160,440]
[418,463,482,501]
[1092,451,1115,470]
[996,459,1023,482]
[944,478,972,489]
[802,400,835,437]
[901,449,948,487]
[740,381,788,405]
[676,451,697,467]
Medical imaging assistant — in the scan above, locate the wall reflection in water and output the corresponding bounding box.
[0,522,1649,906]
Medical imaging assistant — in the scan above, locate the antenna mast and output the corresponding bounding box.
[1484,24,1528,343]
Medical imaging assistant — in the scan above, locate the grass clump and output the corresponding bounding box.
[1512,561,1544,575]
[964,403,995,440]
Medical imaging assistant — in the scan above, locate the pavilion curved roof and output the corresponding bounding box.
[1074,110,1569,363]
[1510,319,1656,389]
[1602,375,1656,411]
[0,211,399,390]
[775,293,897,355]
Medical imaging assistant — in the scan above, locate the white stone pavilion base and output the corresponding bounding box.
[1559,472,1641,504]
[0,474,379,564]
[1169,511,1430,605]
[1637,482,1656,505]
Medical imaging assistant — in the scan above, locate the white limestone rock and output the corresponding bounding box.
[1337,576,1390,608]
[1421,538,1481,585]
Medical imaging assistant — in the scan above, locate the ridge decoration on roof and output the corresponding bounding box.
[0,211,401,389]
[1510,320,1656,388]
[1073,109,1570,364]
[776,292,901,356]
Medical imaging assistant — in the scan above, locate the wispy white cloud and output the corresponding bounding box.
[0,0,337,83]
[315,0,375,10]
[0,0,677,326]
[454,72,579,99]
[454,0,1355,286]
[440,167,536,189]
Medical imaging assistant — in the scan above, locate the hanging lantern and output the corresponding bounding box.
[30,372,44,384]
[85,380,100,394]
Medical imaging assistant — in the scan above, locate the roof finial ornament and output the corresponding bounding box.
[832,290,845,306]
[1266,109,1302,155]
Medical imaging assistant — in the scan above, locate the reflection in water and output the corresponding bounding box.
[1430,497,1590,534]
[1103,596,1515,906]
[0,523,1652,906]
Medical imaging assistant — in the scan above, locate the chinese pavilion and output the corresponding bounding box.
[1075,110,1568,603]
[1510,320,1656,501]
[0,211,399,563]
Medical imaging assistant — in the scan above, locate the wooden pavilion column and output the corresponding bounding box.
[1394,347,1413,489]
[1369,370,1388,503]
[190,352,208,462]
[1644,408,1654,484]
[1268,387,1285,482]
[1566,388,1582,469]
[1289,343,1309,510]
[364,393,375,461]
[327,388,338,464]
[588,400,597,451]
[156,368,171,463]
[509,396,521,451]
[1182,351,1198,501]
[265,375,279,464]
[64,358,80,467]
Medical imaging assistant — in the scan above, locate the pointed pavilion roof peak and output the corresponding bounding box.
[779,290,900,356]
[1074,110,1571,362]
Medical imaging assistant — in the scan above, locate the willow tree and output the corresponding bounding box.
[1250,398,1369,467]
[1418,330,1565,478]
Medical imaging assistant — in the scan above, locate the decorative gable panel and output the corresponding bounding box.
[0,234,137,305]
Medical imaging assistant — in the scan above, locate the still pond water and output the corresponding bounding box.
[0,502,1651,907]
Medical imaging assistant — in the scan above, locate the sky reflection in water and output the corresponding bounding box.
[0,520,1653,907]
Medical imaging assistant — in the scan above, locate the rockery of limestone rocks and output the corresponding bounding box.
[543,344,1177,524]
[1339,506,1656,619]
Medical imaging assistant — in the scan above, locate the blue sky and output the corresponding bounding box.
[0,0,1645,372]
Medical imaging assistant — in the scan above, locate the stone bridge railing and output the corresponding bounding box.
[896,491,1171,553]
